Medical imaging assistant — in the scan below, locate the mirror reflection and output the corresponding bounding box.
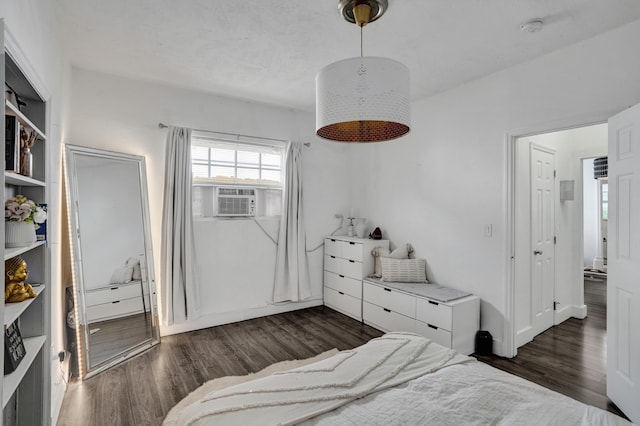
[65,145,159,378]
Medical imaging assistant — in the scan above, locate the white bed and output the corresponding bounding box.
[169,333,631,426]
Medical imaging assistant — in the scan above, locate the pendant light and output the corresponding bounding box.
[316,0,410,143]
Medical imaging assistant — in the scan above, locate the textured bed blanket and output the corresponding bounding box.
[174,332,470,425]
[304,358,632,426]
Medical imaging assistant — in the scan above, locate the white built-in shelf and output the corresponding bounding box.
[4,171,46,187]
[3,285,45,329]
[4,241,46,261]
[2,335,46,408]
[4,100,46,141]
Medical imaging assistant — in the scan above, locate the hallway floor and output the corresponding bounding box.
[474,277,626,418]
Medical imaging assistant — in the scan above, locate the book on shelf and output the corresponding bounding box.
[5,115,20,173]
[36,204,47,242]
[4,321,26,375]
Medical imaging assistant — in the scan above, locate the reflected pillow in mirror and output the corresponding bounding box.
[110,266,134,284]
[126,257,142,281]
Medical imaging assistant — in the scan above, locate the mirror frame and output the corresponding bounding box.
[64,144,160,379]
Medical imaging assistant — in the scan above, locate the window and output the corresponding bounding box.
[601,181,608,221]
[191,134,285,217]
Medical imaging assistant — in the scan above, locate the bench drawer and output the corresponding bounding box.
[363,301,415,333]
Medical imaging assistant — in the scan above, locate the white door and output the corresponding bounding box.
[530,143,556,336]
[607,104,640,424]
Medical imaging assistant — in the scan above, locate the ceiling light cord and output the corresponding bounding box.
[360,25,364,57]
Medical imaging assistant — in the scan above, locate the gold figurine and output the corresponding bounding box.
[5,257,36,303]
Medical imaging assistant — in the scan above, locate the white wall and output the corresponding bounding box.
[67,69,352,335]
[1,1,70,423]
[514,124,607,346]
[348,19,640,356]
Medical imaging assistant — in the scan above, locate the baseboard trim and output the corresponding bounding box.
[514,304,589,352]
[50,355,70,426]
[516,326,534,349]
[160,298,324,336]
[492,338,505,357]
[555,303,588,324]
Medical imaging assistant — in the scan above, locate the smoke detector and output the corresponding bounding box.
[520,19,544,33]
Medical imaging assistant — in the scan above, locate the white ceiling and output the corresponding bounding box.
[55,0,640,111]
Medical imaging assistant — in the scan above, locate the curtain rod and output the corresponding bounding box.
[158,122,310,147]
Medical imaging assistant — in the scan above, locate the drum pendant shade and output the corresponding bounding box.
[316,57,410,142]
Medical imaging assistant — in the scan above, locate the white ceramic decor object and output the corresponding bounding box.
[5,221,36,247]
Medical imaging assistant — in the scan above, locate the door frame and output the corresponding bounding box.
[504,115,608,357]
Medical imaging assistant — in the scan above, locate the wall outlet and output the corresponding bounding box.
[484,224,493,237]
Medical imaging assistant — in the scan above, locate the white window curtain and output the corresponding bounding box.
[273,141,311,302]
[161,126,201,325]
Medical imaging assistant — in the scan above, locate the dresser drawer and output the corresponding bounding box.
[324,238,342,257]
[85,283,142,307]
[416,298,452,331]
[324,238,364,262]
[363,283,416,318]
[415,320,452,348]
[324,286,361,320]
[324,255,364,280]
[341,241,363,261]
[324,271,362,298]
[86,296,144,323]
[363,301,415,333]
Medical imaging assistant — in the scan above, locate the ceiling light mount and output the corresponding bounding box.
[316,0,410,143]
[339,0,388,26]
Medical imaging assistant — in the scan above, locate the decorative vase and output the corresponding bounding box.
[19,147,33,177]
[5,221,37,248]
[355,218,368,238]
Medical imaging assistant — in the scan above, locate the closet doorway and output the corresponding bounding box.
[513,123,608,349]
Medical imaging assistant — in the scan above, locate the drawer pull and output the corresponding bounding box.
[110,287,119,290]
[330,239,336,242]
[338,274,345,278]
[384,288,392,292]
[330,256,336,259]
[428,324,438,330]
[349,242,356,245]
[338,291,345,295]
[112,300,121,304]
[383,308,391,313]
[348,260,355,263]
[428,300,439,306]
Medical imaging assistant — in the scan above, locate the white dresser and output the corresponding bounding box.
[85,281,145,323]
[323,236,389,321]
[362,279,480,355]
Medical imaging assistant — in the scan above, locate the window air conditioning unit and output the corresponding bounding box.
[215,187,256,217]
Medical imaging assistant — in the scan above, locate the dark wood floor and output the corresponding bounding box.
[474,277,626,418]
[57,306,383,426]
[89,312,154,366]
[58,279,623,425]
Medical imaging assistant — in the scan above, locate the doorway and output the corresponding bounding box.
[513,123,608,349]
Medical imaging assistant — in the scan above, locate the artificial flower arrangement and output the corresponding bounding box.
[5,195,47,227]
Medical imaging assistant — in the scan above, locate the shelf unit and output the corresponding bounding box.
[2,40,51,425]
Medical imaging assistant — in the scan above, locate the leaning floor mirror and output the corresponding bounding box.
[64,144,160,379]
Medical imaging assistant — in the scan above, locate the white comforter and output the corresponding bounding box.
[175,332,470,425]
[174,332,631,425]
[304,360,630,426]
